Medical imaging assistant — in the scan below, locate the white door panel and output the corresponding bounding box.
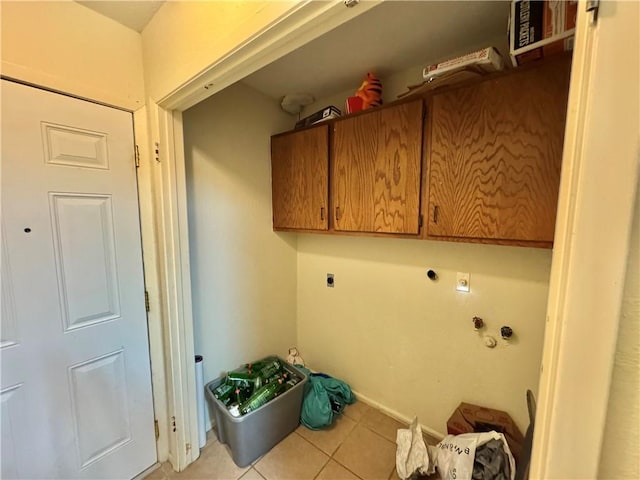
[49,192,121,330]
[1,80,156,479]
[41,122,110,170]
[1,383,27,479]
[69,349,131,469]
[1,231,19,349]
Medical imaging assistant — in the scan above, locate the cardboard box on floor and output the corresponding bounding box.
[447,402,524,467]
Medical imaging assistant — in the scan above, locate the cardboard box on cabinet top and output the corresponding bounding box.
[447,402,524,467]
[509,0,577,66]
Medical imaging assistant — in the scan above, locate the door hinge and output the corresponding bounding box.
[134,144,140,167]
[586,0,599,23]
[418,214,424,228]
[154,142,160,163]
[185,443,192,455]
[171,416,176,432]
[145,291,150,312]
[154,419,159,439]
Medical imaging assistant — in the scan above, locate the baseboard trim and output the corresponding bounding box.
[351,389,445,442]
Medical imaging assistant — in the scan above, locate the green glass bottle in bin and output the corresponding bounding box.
[227,371,261,390]
[255,358,282,380]
[284,377,299,391]
[227,371,255,381]
[212,381,235,404]
[246,361,266,375]
[234,386,253,405]
[264,371,288,385]
[239,379,285,415]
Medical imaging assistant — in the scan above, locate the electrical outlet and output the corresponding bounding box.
[456,272,470,292]
[327,273,335,288]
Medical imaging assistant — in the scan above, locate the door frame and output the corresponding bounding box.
[146,0,639,474]
[530,1,639,477]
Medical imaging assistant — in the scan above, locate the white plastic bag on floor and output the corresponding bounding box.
[395,417,436,479]
[435,431,515,480]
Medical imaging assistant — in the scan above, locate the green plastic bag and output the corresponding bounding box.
[297,366,355,430]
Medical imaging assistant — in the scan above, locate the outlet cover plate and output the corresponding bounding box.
[456,272,470,292]
[327,273,335,288]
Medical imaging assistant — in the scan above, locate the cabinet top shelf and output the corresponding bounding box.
[273,53,572,139]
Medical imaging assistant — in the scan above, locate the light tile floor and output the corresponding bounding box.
[145,402,441,480]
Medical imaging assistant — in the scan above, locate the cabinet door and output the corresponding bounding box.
[427,58,571,244]
[332,100,423,234]
[271,125,328,230]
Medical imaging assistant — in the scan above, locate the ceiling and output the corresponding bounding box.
[76,1,164,32]
[242,1,511,101]
[74,1,510,103]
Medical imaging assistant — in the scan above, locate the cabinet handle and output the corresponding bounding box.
[336,206,341,221]
[433,205,439,224]
[320,207,325,221]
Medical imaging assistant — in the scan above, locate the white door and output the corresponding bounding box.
[1,80,156,479]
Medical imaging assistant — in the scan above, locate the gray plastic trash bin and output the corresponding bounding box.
[204,358,307,467]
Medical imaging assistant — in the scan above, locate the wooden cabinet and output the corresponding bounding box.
[271,125,328,230]
[270,57,571,246]
[425,57,571,246]
[332,100,423,234]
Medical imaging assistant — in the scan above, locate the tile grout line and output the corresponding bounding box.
[329,417,363,480]
[330,406,393,480]
[359,406,413,444]
[293,430,333,480]
[328,454,366,480]
[297,415,366,480]
[327,424,356,477]
[311,456,332,480]
[237,467,265,480]
[350,406,400,480]
[356,418,400,449]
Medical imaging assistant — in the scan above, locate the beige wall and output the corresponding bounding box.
[0,1,145,110]
[182,82,298,386]
[297,235,551,434]
[141,1,297,102]
[598,183,640,478]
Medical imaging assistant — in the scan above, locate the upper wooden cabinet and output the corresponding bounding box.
[332,100,423,234]
[270,57,571,246]
[271,125,329,230]
[425,57,571,245]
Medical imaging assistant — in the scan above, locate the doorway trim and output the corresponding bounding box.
[530,2,639,477]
